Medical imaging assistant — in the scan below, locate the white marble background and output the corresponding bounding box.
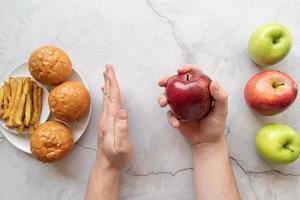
[0,0,300,199]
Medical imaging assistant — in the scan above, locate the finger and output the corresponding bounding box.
[177,64,202,74]
[157,93,168,107]
[99,130,104,142]
[167,111,180,128]
[100,69,109,121]
[158,75,171,87]
[114,110,130,157]
[210,81,228,117]
[114,110,129,141]
[106,65,122,131]
[99,68,109,138]
[106,65,121,110]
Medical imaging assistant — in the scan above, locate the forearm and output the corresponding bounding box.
[86,154,121,200]
[192,137,240,200]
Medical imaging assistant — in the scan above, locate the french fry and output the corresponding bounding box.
[2,83,10,115]
[7,79,23,127]
[14,78,30,126]
[29,125,35,134]
[0,77,43,134]
[0,86,4,117]
[16,124,25,134]
[2,78,17,119]
[33,87,42,128]
[24,80,33,127]
[0,86,4,106]
[30,83,39,125]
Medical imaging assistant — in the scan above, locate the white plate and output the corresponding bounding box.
[0,62,92,154]
[0,76,50,134]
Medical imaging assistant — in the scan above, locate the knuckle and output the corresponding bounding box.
[167,117,173,126]
[116,121,128,131]
[99,123,106,131]
[118,143,132,155]
[221,90,229,100]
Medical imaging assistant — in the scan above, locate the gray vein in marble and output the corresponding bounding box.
[1,134,298,179]
[238,163,259,200]
[126,167,193,177]
[127,155,300,179]
[76,143,97,153]
[225,125,230,138]
[146,0,194,64]
[230,156,300,177]
[248,177,258,200]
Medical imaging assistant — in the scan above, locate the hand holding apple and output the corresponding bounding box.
[248,23,292,66]
[158,65,229,147]
[256,123,300,164]
[244,70,297,116]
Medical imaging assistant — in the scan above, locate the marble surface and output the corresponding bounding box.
[1,0,300,199]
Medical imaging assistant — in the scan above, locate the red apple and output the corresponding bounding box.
[244,70,298,116]
[165,71,213,121]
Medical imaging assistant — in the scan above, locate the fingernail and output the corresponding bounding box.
[172,120,179,128]
[213,81,220,91]
[159,96,167,105]
[106,64,113,70]
[118,110,128,120]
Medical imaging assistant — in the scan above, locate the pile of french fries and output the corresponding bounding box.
[0,77,42,134]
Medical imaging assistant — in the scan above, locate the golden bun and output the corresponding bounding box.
[30,121,74,163]
[28,46,72,85]
[48,81,91,122]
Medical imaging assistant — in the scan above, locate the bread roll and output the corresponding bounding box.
[28,46,72,85]
[30,121,74,163]
[48,81,91,122]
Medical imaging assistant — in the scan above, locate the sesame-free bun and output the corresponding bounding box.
[28,45,72,85]
[30,121,74,163]
[48,81,91,122]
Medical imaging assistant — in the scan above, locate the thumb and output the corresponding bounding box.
[114,109,129,141]
[210,81,228,118]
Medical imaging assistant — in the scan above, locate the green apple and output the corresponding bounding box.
[248,23,292,66]
[256,123,300,164]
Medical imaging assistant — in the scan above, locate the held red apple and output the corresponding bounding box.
[165,71,213,121]
[244,70,298,116]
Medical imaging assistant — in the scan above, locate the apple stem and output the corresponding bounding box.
[272,37,280,44]
[272,82,285,88]
[186,74,190,81]
[283,144,294,152]
[287,147,294,152]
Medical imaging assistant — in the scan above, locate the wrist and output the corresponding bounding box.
[191,136,228,158]
[94,153,121,177]
[86,153,121,200]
